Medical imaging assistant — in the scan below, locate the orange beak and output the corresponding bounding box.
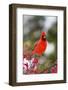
[43,35,46,39]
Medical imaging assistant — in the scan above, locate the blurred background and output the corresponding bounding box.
[23,15,57,74]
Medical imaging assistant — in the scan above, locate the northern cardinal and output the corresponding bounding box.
[32,32,47,56]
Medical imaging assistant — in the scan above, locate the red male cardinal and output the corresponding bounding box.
[32,32,47,56]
